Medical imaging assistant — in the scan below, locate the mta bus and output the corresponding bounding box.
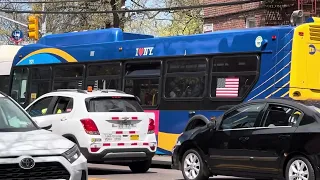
[9,15,320,155]
[0,45,22,94]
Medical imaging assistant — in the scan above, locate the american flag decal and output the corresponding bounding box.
[216,77,239,97]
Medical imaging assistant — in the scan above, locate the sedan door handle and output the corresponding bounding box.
[239,136,249,142]
[279,134,290,139]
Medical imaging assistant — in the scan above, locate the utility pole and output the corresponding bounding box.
[41,1,47,35]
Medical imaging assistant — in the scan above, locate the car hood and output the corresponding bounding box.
[0,129,74,157]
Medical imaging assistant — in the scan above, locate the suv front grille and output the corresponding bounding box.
[0,162,70,180]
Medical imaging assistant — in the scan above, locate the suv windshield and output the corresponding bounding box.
[0,97,37,131]
[86,97,143,112]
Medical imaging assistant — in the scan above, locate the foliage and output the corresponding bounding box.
[43,0,124,33]
[157,0,203,36]
[0,0,204,44]
[124,0,203,37]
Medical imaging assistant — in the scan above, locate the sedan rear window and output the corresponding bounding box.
[86,97,143,112]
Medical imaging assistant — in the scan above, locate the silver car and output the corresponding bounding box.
[0,92,88,179]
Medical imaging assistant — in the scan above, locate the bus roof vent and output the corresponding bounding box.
[37,28,154,47]
[309,25,320,41]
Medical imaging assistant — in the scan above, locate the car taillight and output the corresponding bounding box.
[148,118,155,134]
[80,118,100,135]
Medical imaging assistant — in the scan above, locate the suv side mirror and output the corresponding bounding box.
[41,124,52,131]
[34,119,52,131]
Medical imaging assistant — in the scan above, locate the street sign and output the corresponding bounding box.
[10,29,24,45]
[203,23,213,33]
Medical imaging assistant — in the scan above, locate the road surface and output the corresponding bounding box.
[88,164,253,180]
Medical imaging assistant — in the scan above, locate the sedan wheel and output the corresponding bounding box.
[184,153,200,179]
[286,156,315,180]
[181,149,210,180]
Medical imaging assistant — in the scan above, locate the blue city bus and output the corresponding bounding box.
[10,17,320,155]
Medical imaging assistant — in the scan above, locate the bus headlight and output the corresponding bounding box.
[62,145,81,164]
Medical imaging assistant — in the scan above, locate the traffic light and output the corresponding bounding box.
[28,15,40,40]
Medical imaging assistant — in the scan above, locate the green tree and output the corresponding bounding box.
[158,0,203,36]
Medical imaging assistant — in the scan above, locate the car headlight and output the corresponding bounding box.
[62,145,81,164]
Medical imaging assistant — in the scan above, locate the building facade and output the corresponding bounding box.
[203,0,318,32]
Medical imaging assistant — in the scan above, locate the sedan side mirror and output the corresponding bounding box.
[207,120,217,130]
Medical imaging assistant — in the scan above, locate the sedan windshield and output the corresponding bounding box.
[0,97,37,132]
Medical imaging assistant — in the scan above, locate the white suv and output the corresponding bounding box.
[0,92,88,179]
[25,89,157,173]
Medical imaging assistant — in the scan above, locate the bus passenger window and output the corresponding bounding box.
[54,66,84,78]
[30,67,52,103]
[0,75,10,94]
[10,68,29,106]
[53,81,83,90]
[165,59,207,99]
[86,63,121,90]
[211,55,259,99]
[211,75,256,98]
[87,79,119,90]
[53,65,84,90]
[124,62,161,106]
[165,77,205,98]
[124,79,159,106]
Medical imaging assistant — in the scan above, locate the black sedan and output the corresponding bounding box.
[172,98,320,180]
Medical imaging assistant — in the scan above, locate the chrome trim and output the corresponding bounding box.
[221,126,292,131]
[103,152,146,158]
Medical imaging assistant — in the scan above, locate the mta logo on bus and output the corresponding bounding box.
[309,44,317,55]
[135,47,154,56]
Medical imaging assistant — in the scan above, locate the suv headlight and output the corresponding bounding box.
[62,145,81,164]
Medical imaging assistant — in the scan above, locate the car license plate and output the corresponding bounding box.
[130,135,139,140]
[119,124,132,129]
[105,134,121,141]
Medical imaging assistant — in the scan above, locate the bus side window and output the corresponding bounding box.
[11,68,29,106]
[124,62,161,107]
[165,59,207,98]
[211,55,259,99]
[86,63,121,90]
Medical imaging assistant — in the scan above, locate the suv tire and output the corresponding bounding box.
[181,149,210,180]
[285,156,315,180]
[129,159,152,173]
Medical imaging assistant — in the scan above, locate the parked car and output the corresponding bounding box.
[172,98,320,180]
[25,89,157,173]
[0,91,88,179]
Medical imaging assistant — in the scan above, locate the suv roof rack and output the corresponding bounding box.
[55,89,87,94]
[101,89,126,94]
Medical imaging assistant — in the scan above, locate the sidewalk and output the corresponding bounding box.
[152,155,171,166]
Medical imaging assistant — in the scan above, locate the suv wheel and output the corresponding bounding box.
[181,149,210,180]
[286,156,315,180]
[129,159,151,173]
